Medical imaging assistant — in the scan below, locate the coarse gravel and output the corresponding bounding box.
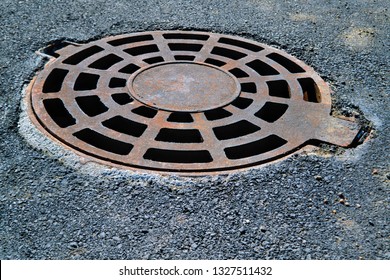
[0,0,389,260]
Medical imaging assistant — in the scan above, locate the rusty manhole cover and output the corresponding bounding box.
[27,31,360,174]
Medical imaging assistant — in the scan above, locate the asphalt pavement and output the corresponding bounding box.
[0,0,388,259]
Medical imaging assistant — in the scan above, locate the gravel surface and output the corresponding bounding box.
[0,0,389,259]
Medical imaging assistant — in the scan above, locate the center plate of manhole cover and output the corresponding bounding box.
[27,30,360,174]
[128,62,240,112]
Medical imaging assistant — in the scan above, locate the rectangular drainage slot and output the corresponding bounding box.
[224,135,287,159]
[144,149,213,163]
[298,77,321,103]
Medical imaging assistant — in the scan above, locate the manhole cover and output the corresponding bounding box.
[27,31,360,174]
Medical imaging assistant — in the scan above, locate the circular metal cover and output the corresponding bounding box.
[27,31,358,174]
[128,61,240,112]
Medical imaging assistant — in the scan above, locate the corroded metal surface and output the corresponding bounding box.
[27,31,359,174]
[129,61,240,112]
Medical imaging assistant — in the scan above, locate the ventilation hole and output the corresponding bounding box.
[298,78,321,103]
[73,128,133,155]
[132,106,158,118]
[62,46,104,65]
[109,77,126,88]
[75,96,108,117]
[88,54,123,70]
[111,93,133,105]
[143,56,164,64]
[174,55,195,61]
[102,116,147,137]
[73,73,99,91]
[246,60,279,76]
[118,63,140,74]
[229,68,249,78]
[124,45,159,56]
[107,34,154,46]
[163,33,209,40]
[43,99,76,128]
[267,53,305,73]
[254,102,288,123]
[231,97,253,109]
[204,58,226,67]
[240,82,257,93]
[155,128,203,143]
[42,68,69,93]
[213,120,260,140]
[144,149,212,163]
[224,135,287,159]
[204,108,233,121]
[168,43,203,52]
[218,37,264,52]
[211,46,247,60]
[167,112,194,123]
[267,80,290,98]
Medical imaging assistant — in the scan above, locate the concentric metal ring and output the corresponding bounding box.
[27,31,358,174]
